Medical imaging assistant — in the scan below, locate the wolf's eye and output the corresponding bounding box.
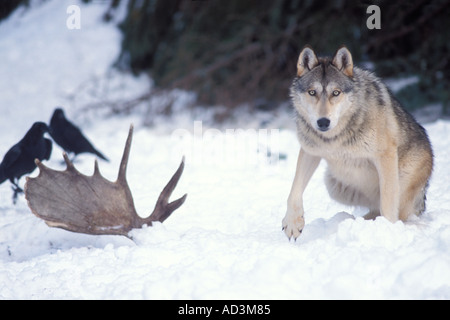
[332,90,341,96]
[308,90,316,96]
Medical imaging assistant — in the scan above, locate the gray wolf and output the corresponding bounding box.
[283,46,433,240]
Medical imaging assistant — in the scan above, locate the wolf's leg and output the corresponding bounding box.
[398,145,432,220]
[283,148,321,239]
[398,192,418,221]
[374,149,400,222]
[398,176,429,221]
[363,210,380,220]
[324,172,377,208]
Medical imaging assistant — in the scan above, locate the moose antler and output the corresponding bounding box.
[24,125,187,236]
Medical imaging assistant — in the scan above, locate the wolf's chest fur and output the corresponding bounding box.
[296,112,382,201]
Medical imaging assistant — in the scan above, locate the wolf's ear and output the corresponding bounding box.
[297,46,319,77]
[332,46,353,77]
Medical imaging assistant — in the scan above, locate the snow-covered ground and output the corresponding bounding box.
[0,0,449,299]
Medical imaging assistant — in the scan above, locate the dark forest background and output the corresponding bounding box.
[2,0,449,116]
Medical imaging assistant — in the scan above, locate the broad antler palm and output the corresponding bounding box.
[24,125,186,236]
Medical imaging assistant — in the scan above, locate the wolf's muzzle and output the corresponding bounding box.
[317,118,331,131]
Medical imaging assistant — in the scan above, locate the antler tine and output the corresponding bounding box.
[62,152,75,170]
[34,158,43,167]
[144,157,187,225]
[117,124,134,184]
[93,159,100,175]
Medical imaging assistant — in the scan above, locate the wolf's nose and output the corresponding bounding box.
[317,118,330,131]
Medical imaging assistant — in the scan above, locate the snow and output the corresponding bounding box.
[1,0,450,300]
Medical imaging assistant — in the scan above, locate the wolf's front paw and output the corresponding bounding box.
[282,213,305,240]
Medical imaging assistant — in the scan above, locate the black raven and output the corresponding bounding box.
[49,108,108,161]
[0,122,52,203]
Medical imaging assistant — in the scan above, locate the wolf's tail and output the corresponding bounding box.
[416,181,430,215]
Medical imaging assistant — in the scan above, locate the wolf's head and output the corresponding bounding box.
[291,46,355,134]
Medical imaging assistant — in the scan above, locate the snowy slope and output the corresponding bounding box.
[0,0,449,299]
